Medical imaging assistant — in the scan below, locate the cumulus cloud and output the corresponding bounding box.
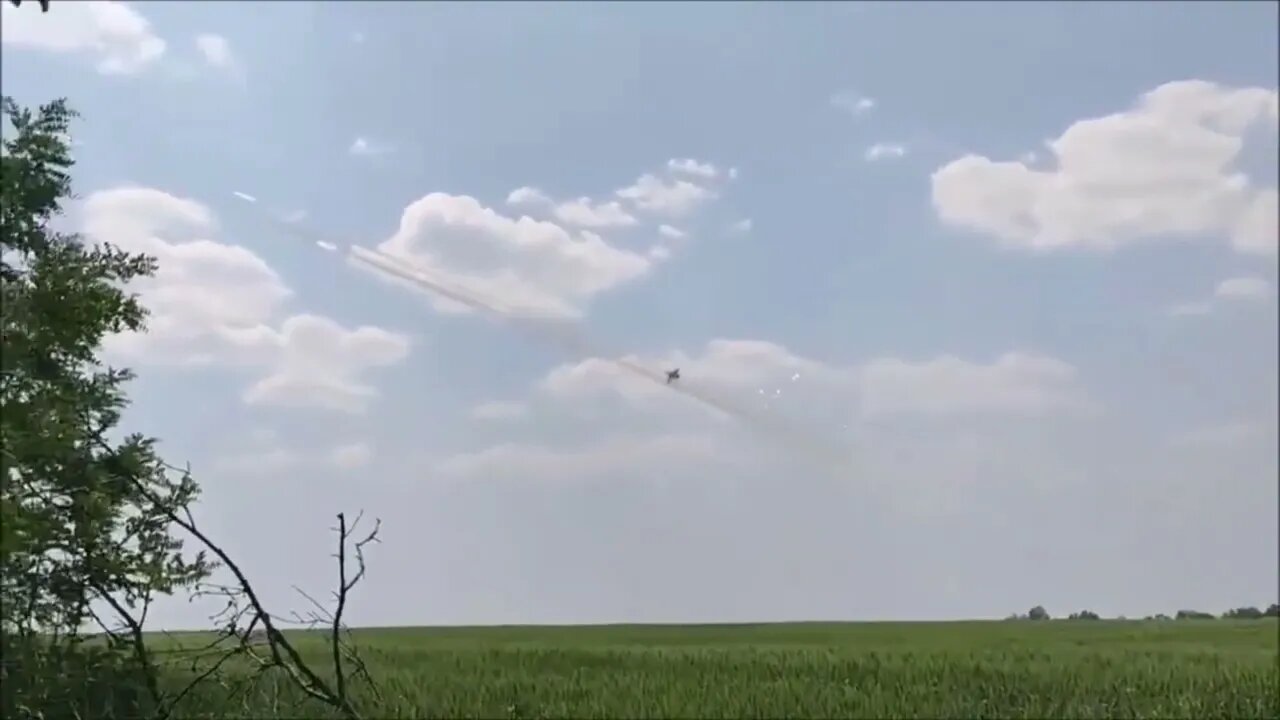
[657,224,687,240]
[1169,275,1273,317]
[865,142,907,161]
[506,186,551,207]
[85,187,410,413]
[241,315,410,413]
[363,161,736,320]
[434,340,1095,504]
[369,193,652,318]
[856,352,1094,419]
[616,173,716,217]
[552,197,638,229]
[1,0,166,75]
[830,90,876,116]
[349,136,392,157]
[1215,276,1272,300]
[931,80,1280,256]
[194,33,234,69]
[528,340,1091,432]
[667,158,719,179]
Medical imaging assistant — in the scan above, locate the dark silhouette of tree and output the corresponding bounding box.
[1027,605,1050,621]
[1175,610,1215,620]
[1067,610,1100,620]
[1222,607,1263,620]
[7,0,51,12]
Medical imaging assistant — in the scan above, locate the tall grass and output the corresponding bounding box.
[157,620,1279,719]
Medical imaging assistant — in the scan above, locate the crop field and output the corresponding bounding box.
[156,620,1279,719]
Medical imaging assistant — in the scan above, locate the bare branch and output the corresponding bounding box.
[75,432,382,720]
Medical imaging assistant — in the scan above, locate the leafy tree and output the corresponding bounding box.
[1222,607,1263,620]
[1265,603,1279,618]
[1,96,211,713]
[1027,605,1050,621]
[1174,610,1215,620]
[1067,610,1100,620]
[1,95,383,720]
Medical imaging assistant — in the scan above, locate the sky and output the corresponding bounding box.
[2,1,1277,628]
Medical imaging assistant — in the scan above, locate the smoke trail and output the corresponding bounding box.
[347,246,852,464]
[233,193,860,476]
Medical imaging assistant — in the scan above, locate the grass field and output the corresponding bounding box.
[157,619,1279,719]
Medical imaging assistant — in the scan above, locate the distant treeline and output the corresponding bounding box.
[1006,604,1280,621]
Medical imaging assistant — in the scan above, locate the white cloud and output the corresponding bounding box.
[241,315,410,413]
[438,340,1094,491]
[506,186,551,207]
[1,0,166,75]
[616,173,716,217]
[329,442,374,469]
[728,218,753,235]
[369,192,652,318]
[360,162,735,321]
[552,197,638,229]
[1232,190,1279,257]
[536,340,1090,423]
[471,400,528,421]
[830,90,876,116]
[856,352,1095,419]
[349,136,391,157]
[436,434,730,485]
[1215,276,1271,300]
[864,142,907,161]
[84,187,411,413]
[658,224,686,240]
[194,33,233,69]
[1170,275,1273,317]
[351,31,367,44]
[667,158,719,179]
[931,80,1280,256]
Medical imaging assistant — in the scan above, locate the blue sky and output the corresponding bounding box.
[2,1,1277,627]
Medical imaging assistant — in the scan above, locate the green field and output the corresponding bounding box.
[158,620,1279,719]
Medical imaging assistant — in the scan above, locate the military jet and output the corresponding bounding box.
[665,368,680,384]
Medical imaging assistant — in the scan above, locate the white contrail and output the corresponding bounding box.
[348,245,858,475]
[233,192,859,476]
[233,191,257,203]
